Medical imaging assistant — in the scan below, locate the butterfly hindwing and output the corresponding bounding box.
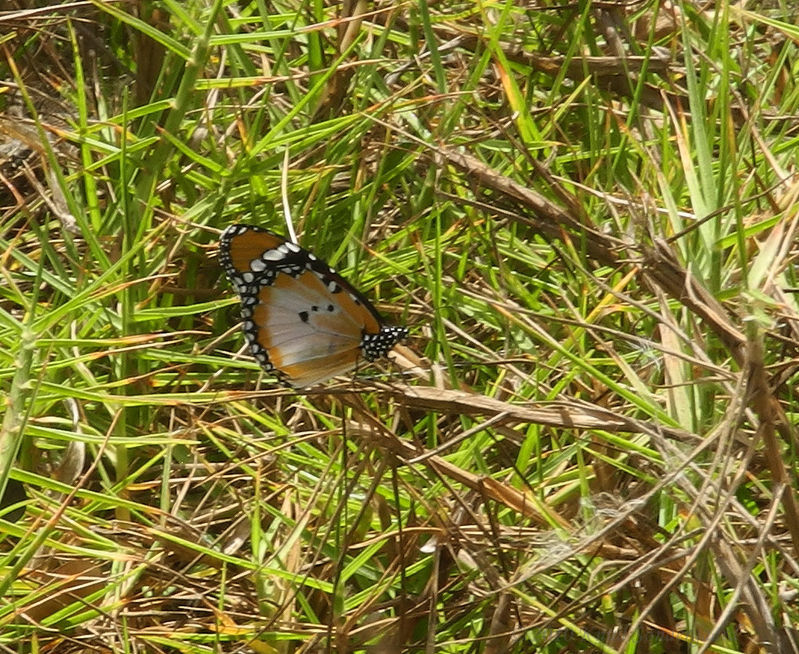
[219,224,407,387]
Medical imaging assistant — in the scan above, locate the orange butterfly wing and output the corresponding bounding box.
[219,225,407,387]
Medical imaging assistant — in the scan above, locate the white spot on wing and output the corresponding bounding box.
[262,250,286,262]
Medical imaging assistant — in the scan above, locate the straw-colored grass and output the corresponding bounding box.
[1,1,798,652]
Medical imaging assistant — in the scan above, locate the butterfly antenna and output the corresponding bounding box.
[280,147,298,244]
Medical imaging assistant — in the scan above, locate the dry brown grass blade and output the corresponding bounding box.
[346,406,566,527]
[697,482,786,654]
[484,591,513,654]
[745,334,799,561]
[475,477,569,529]
[311,0,369,119]
[21,559,106,624]
[434,146,623,267]
[385,384,690,440]
[641,236,799,561]
[433,24,684,114]
[642,239,747,364]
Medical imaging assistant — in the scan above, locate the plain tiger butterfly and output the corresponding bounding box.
[219,224,408,388]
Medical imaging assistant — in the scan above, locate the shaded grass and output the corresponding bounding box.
[1,1,799,652]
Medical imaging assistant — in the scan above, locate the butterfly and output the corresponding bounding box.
[219,224,408,388]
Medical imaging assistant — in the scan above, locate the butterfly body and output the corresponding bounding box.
[220,224,407,387]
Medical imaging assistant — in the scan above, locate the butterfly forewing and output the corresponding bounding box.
[219,224,407,387]
[220,229,285,284]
